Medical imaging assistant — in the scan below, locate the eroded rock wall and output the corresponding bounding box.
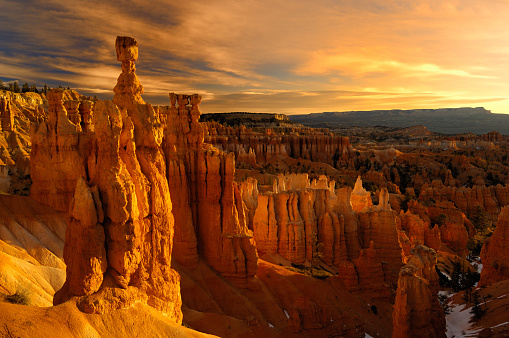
[392,245,446,338]
[33,36,258,323]
[204,123,354,168]
[161,92,258,286]
[420,180,509,227]
[246,174,404,298]
[479,206,509,286]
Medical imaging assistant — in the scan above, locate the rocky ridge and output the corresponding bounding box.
[204,122,354,169]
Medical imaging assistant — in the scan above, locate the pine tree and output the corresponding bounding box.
[309,231,324,277]
[470,290,484,319]
[462,287,472,303]
[451,261,462,292]
[435,214,447,227]
[471,206,488,231]
[12,82,20,93]
[438,294,450,315]
[0,78,4,90]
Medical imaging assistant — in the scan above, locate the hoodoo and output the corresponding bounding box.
[33,37,183,321]
[392,246,446,338]
[479,206,509,286]
[32,36,258,320]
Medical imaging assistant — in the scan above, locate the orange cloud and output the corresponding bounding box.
[0,0,508,114]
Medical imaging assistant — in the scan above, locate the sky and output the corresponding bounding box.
[1,0,509,115]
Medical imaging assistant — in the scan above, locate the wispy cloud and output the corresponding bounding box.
[0,0,508,113]
[298,54,495,79]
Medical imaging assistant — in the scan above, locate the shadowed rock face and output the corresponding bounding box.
[420,180,509,228]
[392,245,446,338]
[479,206,509,286]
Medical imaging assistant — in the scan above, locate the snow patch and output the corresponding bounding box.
[446,302,483,337]
[473,262,483,274]
[491,321,509,329]
[364,334,374,338]
[441,271,452,281]
[284,310,290,319]
[439,290,453,298]
[268,323,274,328]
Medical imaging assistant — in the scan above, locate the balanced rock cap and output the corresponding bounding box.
[115,36,139,61]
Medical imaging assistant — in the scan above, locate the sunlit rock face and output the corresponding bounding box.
[350,176,373,212]
[479,206,509,286]
[33,35,260,322]
[30,89,86,212]
[245,173,404,300]
[0,93,42,195]
[37,37,182,321]
[161,94,258,286]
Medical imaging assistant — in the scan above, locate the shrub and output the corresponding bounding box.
[370,305,378,315]
[5,286,30,305]
[434,214,448,227]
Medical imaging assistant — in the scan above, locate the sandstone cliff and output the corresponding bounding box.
[161,94,258,286]
[420,180,508,227]
[204,122,354,169]
[30,36,259,324]
[246,174,404,299]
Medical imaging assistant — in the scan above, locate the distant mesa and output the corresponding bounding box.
[289,107,509,135]
[387,125,433,137]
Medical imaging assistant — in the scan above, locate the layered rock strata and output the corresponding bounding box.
[30,89,86,211]
[247,174,403,297]
[204,123,354,168]
[420,180,509,227]
[161,93,258,285]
